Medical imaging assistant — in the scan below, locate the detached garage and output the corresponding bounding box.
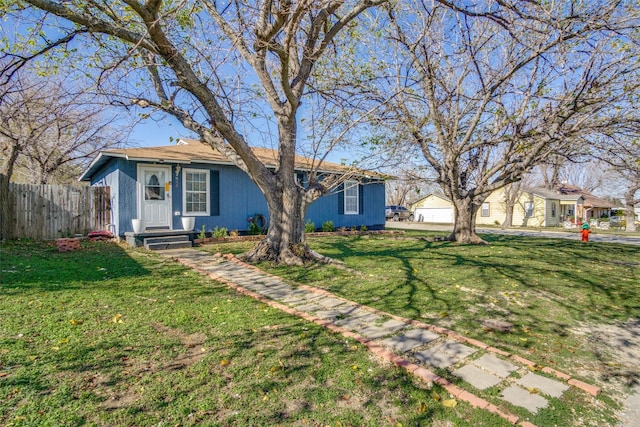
[411,194,454,224]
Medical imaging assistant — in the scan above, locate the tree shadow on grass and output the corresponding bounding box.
[0,240,151,292]
[296,234,639,369]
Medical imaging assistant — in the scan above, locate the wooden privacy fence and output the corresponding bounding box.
[1,176,111,240]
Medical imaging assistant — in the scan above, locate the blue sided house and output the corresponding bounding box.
[79,139,387,238]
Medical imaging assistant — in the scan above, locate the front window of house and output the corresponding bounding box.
[344,180,359,214]
[183,169,209,215]
[481,202,490,217]
[551,202,556,217]
[524,201,534,218]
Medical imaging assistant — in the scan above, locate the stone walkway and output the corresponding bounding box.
[157,248,602,427]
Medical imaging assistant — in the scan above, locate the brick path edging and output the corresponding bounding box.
[167,251,603,426]
[221,254,600,397]
[179,255,527,426]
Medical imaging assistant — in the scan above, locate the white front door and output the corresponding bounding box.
[138,165,171,228]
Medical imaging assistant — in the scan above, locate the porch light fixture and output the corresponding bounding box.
[175,164,181,177]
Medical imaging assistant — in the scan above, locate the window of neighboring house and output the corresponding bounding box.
[524,201,534,218]
[551,202,556,217]
[344,180,359,214]
[481,202,490,217]
[183,169,209,215]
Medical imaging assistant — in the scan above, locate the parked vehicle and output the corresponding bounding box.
[385,205,414,221]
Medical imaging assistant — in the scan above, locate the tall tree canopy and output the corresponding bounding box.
[3,0,392,265]
[349,0,640,243]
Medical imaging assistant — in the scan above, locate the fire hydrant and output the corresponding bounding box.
[581,222,590,242]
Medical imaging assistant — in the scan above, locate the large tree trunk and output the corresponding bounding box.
[239,116,330,266]
[0,173,11,241]
[448,197,487,244]
[503,204,514,229]
[624,187,638,233]
[241,182,306,265]
[0,144,19,240]
[502,182,521,228]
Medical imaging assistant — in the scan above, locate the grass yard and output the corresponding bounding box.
[1,233,638,426]
[202,231,640,423]
[3,239,517,427]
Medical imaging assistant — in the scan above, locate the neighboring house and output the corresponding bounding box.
[409,184,606,227]
[79,139,386,237]
[550,183,615,221]
[411,194,454,223]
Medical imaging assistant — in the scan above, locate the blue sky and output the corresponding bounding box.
[127,114,196,148]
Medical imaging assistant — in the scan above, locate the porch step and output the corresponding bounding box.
[144,235,192,251]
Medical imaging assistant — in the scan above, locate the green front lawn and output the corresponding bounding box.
[2,234,638,426]
[233,232,639,374]
[1,239,512,427]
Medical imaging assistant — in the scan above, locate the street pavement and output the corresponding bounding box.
[156,248,612,427]
[385,221,640,245]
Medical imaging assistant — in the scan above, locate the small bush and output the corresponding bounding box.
[229,229,239,237]
[213,226,228,238]
[322,220,336,232]
[197,225,207,240]
[305,220,315,233]
[360,225,368,232]
[248,214,267,235]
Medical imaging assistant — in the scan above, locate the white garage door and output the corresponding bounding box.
[414,208,453,223]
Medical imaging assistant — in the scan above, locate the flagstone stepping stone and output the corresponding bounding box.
[380,335,424,353]
[354,324,395,339]
[281,292,322,304]
[334,312,382,328]
[472,354,518,378]
[379,319,408,333]
[501,385,548,413]
[314,310,344,320]
[413,347,459,368]
[402,328,441,344]
[438,340,477,359]
[452,364,502,390]
[517,372,569,398]
[315,297,346,309]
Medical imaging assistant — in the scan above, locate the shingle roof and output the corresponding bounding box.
[80,139,377,181]
[528,187,582,201]
[528,184,614,208]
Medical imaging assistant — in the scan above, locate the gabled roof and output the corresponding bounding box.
[528,187,584,202]
[409,193,452,209]
[80,139,377,181]
[529,184,614,208]
[555,183,614,209]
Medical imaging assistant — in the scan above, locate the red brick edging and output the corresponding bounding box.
[168,251,604,426]
[221,253,600,397]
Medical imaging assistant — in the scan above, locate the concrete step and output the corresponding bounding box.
[144,235,190,245]
[145,240,193,251]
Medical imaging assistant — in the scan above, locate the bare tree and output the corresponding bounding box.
[593,137,640,232]
[4,0,396,265]
[0,70,125,185]
[354,0,640,243]
[501,181,524,229]
[385,167,437,207]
